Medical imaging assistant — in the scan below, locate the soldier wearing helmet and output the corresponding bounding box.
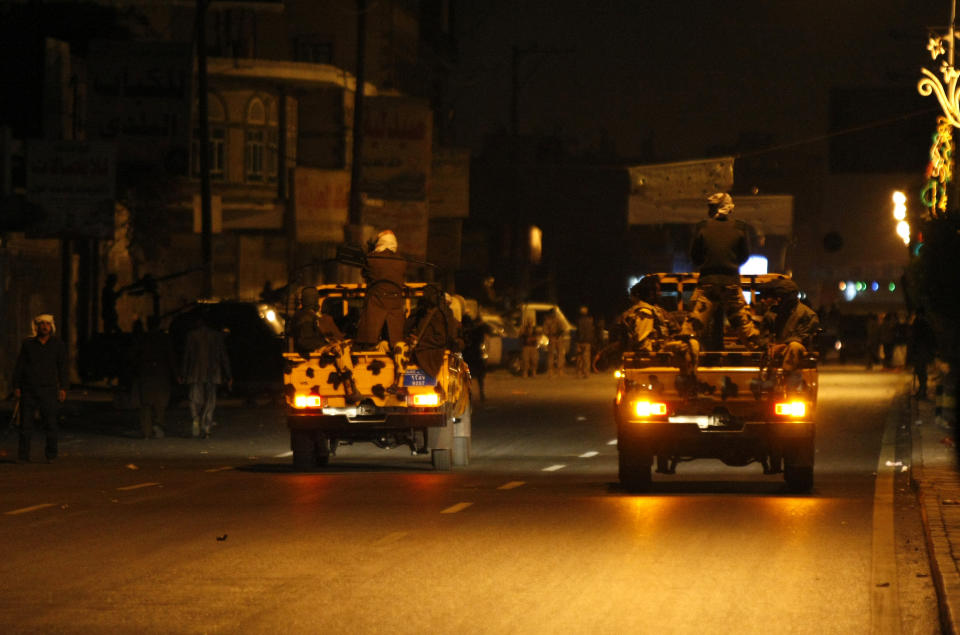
[618,275,674,352]
[757,277,819,372]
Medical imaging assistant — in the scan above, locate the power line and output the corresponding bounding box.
[735,106,941,159]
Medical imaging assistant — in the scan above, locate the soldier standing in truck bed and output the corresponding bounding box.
[355,230,407,348]
[680,192,760,362]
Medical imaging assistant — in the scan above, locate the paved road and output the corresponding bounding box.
[0,368,939,633]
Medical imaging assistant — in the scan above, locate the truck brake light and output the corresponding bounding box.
[774,401,806,417]
[634,400,667,417]
[411,393,440,407]
[294,394,326,409]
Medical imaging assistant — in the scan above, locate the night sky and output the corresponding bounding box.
[451,1,947,162]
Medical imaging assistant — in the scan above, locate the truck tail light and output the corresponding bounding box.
[775,401,806,417]
[294,394,326,409]
[634,400,667,417]
[411,393,440,407]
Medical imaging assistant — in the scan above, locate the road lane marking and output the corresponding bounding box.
[5,503,56,516]
[205,466,234,473]
[607,439,618,446]
[579,451,599,458]
[117,482,160,491]
[542,464,566,472]
[274,451,293,458]
[372,531,409,546]
[498,481,525,490]
[440,502,473,514]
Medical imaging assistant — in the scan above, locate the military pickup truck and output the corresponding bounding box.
[283,283,472,471]
[614,273,818,493]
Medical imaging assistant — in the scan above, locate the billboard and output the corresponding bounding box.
[87,40,193,172]
[360,97,432,201]
[293,167,350,243]
[26,140,115,238]
[627,157,735,226]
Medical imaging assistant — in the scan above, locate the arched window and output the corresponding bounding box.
[244,96,278,183]
[191,93,227,180]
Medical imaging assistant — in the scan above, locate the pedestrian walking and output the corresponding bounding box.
[134,316,177,438]
[12,314,69,462]
[908,308,937,400]
[179,311,232,438]
[880,312,898,369]
[575,306,595,378]
[462,315,491,401]
[520,320,539,377]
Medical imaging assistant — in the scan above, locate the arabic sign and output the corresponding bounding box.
[429,147,469,218]
[26,140,115,238]
[293,167,349,243]
[627,157,735,226]
[87,40,192,171]
[628,195,793,237]
[360,97,432,201]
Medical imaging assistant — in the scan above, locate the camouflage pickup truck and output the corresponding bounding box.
[283,283,472,471]
[614,273,818,493]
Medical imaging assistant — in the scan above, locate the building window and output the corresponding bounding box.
[191,93,227,180]
[244,96,278,183]
[191,126,226,180]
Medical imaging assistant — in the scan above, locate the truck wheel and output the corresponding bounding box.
[784,465,813,492]
[619,437,653,492]
[783,436,814,493]
[291,429,329,470]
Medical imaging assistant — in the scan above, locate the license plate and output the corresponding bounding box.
[403,370,437,387]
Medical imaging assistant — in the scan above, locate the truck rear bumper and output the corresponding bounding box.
[287,412,446,435]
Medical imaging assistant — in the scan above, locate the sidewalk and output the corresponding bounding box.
[911,382,960,634]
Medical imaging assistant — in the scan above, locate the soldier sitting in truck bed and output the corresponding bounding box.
[619,275,675,352]
[757,277,819,386]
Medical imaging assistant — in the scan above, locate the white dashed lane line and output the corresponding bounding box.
[441,502,473,514]
[542,464,566,472]
[116,482,160,491]
[5,503,56,516]
[498,481,525,490]
[372,531,409,546]
[579,451,599,458]
[205,466,234,473]
[607,439,618,446]
[274,451,293,458]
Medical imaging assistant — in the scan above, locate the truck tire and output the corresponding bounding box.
[783,436,815,492]
[291,429,330,470]
[619,436,653,492]
[784,465,813,493]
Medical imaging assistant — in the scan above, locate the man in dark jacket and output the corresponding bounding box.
[13,314,69,462]
[291,286,343,358]
[180,311,232,438]
[355,230,408,348]
[680,192,759,360]
[134,316,177,439]
[575,306,595,378]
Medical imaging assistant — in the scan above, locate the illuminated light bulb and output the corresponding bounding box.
[896,220,911,244]
[892,191,906,205]
[893,204,906,221]
[838,281,846,291]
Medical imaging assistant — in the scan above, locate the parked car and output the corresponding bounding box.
[482,302,575,374]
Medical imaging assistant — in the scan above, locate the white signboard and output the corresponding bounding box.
[26,140,116,238]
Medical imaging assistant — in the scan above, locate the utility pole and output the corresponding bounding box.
[348,0,367,229]
[196,0,213,297]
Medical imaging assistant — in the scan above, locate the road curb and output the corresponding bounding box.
[910,389,960,635]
